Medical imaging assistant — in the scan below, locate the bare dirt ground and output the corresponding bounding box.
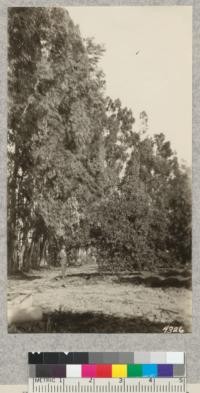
[7,262,192,333]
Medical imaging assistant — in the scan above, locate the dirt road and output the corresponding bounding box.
[7,264,192,333]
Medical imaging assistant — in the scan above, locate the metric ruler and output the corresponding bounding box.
[28,377,187,393]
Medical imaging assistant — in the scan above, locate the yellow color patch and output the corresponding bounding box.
[112,364,127,378]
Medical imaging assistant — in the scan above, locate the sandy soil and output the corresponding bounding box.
[7,263,192,333]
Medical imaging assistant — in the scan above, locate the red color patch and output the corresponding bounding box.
[96,364,112,378]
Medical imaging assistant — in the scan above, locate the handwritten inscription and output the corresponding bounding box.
[163,325,185,333]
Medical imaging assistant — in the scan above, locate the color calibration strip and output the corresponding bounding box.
[28,352,185,378]
[29,363,185,378]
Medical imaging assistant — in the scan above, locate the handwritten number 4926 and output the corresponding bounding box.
[163,325,184,333]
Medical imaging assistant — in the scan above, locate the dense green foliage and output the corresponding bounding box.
[8,7,191,274]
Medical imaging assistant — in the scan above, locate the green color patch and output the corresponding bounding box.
[127,364,143,377]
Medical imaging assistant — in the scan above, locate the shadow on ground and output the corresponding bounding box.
[9,271,43,280]
[8,310,189,334]
[114,275,191,289]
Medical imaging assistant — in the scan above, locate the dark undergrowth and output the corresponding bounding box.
[8,271,43,281]
[114,275,191,289]
[8,310,189,334]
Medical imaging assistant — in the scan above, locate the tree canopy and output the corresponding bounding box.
[8,7,191,274]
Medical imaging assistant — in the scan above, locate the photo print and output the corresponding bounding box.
[7,6,192,333]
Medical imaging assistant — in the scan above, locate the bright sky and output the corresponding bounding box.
[68,6,192,165]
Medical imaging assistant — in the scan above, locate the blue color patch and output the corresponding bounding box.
[142,364,158,377]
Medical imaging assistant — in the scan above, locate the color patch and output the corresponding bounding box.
[89,353,104,364]
[96,364,112,378]
[29,365,36,378]
[158,364,173,377]
[28,353,43,364]
[127,364,143,377]
[173,364,186,377]
[112,364,127,378]
[118,353,134,364]
[166,352,184,364]
[59,353,74,364]
[43,352,60,364]
[150,352,166,364]
[36,364,66,378]
[82,365,96,378]
[134,352,151,364]
[67,365,82,378]
[101,353,119,364]
[74,353,89,364]
[142,364,158,377]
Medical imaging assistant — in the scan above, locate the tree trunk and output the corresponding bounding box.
[8,152,19,274]
[23,239,35,272]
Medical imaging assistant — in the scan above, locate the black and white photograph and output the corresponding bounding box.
[7,6,192,333]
